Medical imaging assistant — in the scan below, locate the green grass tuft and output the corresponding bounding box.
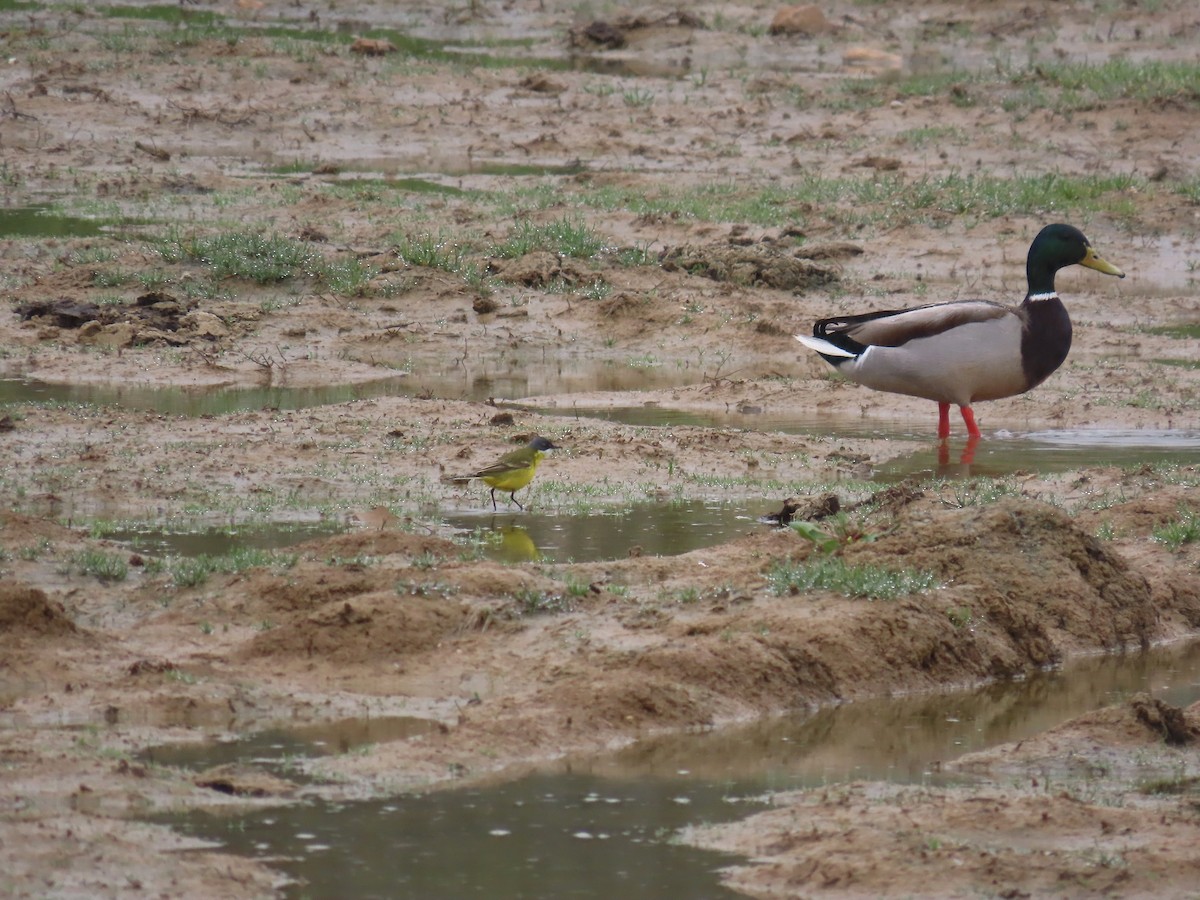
[767,555,937,600]
[1152,508,1200,551]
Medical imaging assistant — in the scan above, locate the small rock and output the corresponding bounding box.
[195,763,296,797]
[768,5,830,36]
[519,73,566,94]
[79,322,136,349]
[473,296,499,315]
[855,156,902,171]
[350,37,396,56]
[182,310,229,340]
[843,46,903,70]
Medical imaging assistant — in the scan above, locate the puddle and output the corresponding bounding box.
[534,403,931,438]
[877,429,1200,481]
[151,639,1200,899]
[0,355,766,413]
[103,521,344,558]
[142,716,441,772]
[0,207,107,238]
[93,505,752,567]
[0,376,421,417]
[447,499,765,564]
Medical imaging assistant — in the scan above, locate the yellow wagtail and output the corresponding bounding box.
[472,435,560,511]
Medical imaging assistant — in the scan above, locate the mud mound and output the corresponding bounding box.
[233,568,400,616]
[14,291,203,346]
[691,780,1200,900]
[659,244,840,290]
[242,591,467,663]
[953,692,1200,778]
[292,530,461,561]
[852,498,1158,662]
[485,252,599,289]
[522,499,1169,734]
[0,584,78,638]
[0,512,82,547]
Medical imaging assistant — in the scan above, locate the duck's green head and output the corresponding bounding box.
[1028,224,1124,291]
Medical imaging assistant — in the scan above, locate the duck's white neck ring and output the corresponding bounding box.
[1027,291,1058,302]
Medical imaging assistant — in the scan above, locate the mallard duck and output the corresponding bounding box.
[796,223,1124,441]
[471,435,559,511]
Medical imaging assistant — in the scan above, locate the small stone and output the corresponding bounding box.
[843,46,903,70]
[768,5,830,36]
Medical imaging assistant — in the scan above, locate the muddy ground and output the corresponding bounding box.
[2,0,1200,897]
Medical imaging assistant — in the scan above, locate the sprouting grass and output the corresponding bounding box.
[1144,324,1200,340]
[1032,58,1200,105]
[1152,508,1200,551]
[68,246,119,265]
[622,88,655,108]
[896,125,968,148]
[489,216,606,260]
[515,588,571,615]
[73,549,129,582]
[393,231,478,275]
[92,269,134,288]
[828,58,1200,116]
[393,232,460,269]
[513,171,1141,232]
[938,477,1022,508]
[149,230,385,295]
[1138,774,1200,796]
[767,555,938,600]
[18,538,51,561]
[170,547,296,588]
[155,231,322,283]
[320,256,378,295]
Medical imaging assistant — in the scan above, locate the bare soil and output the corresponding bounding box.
[1,1,1199,897]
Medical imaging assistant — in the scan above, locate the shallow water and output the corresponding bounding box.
[150,639,1200,900]
[446,499,764,563]
[98,500,763,564]
[143,716,441,772]
[0,207,107,238]
[878,428,1200,481]
[103,521,343,558]
[7,372,1197,480]
[0,352,733,410]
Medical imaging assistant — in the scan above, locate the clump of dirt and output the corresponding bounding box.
[243,591,468,663]
[0,584,78,638]
[486,252,601,289]
[194,764,297,798]
[854,499,1158,661]
[16,290,194,334]
[659,244,841,290]
[569,10,706,50]
[1130,693,1196,746]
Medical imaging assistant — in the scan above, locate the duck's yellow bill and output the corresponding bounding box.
[1081,246,1125,278]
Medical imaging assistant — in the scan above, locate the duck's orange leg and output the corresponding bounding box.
[959,406,981,440]
[937,402,951,441]
[959,406,982,464]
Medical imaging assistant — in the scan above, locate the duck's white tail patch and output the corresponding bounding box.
[795,334,856,358]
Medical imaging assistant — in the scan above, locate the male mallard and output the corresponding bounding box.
[795,223,1124,442]
[471,435,559,511]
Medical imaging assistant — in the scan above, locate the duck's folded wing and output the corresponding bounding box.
[816,300,1012,349]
